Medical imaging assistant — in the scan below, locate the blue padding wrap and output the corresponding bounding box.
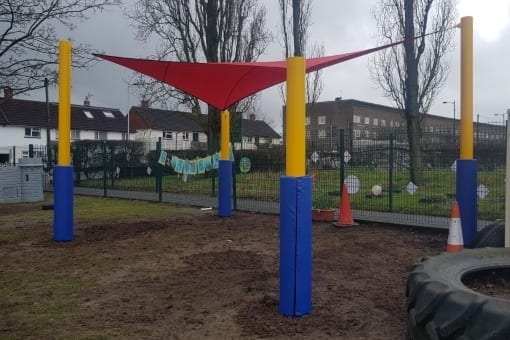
[295,176,312,315]
[53,166,74,241]
[279,176,312,316]
[218,160,232,217]
[456,159,478,247]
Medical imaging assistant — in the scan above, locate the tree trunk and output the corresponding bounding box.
[406,117,423,185]
[404,0,422,184]
[207,106,221,153]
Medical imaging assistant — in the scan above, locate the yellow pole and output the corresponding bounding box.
[460,16,473,159]
[220,110,230,160]
[58,40,72,166]
[286,57,306,177]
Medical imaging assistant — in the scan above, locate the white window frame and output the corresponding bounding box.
[364,117,370,125]
[163,131,173,140]
[24,127,41,138]
[71,130,80,140]
[373,118,379,126]
[182,132,189,141]
[318,129,326,139]
[305,116,310,126]
[94,131,107,140]
[318,115,326,125]
[103,111,114,118]
[353,115,361,124]
[381,119,386,127]
[83,110,94,119]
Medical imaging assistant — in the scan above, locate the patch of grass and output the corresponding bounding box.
[75,166,505,219]
[0,271,90,338]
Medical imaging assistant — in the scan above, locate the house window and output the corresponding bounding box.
[182,132,189,141]
[373,118,378,126]
[318,129,326,139]
[381,119,386,127]
[122,132,128,141]
[71,130,80,140]
[83,111,94,119]
[353,115,361,124]
[25,127,41,138]
[364,117,370,125]
[163,131,173,139]
[390,121,394,127]
[94,131,107,140]
[353,129,361,138]
[395,122,400,127]
[192,132,199,142]
[103,111,114,118]
[246,137,253,143]
[318,116,326,125]
[305,116,310,125]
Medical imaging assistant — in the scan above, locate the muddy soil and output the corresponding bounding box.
[1,205,448,339]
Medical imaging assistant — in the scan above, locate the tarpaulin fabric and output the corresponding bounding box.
[94,41,401,111]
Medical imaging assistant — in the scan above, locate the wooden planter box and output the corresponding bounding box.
[312,208,335,222]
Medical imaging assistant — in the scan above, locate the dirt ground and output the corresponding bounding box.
[0,203,447,339]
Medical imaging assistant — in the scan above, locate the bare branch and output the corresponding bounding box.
[0,0,120,94]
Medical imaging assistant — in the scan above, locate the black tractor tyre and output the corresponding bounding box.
[406,248,510,340]
[471,222,505,248]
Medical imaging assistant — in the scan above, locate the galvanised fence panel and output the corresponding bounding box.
[27,125,506,227]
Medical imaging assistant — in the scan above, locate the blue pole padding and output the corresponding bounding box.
[295,176,312,316]
[456,159,478,247]
[280,177,297,316]
[53,165,74,241]
[279,176,312,316]
[218,160,232,217]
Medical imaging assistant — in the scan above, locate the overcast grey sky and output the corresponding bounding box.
[24,0,510,133]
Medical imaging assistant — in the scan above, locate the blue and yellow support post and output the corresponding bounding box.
[53,40,74,241]
[218,110,232,217]
[457,16,477,246]
[279,56,312,316]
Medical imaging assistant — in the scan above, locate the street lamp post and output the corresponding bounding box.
[443,100,456,141]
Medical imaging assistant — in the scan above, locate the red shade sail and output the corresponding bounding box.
[95,41,400,111]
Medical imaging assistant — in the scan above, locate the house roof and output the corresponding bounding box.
[0,97,127,132]
[130,105,281,138]
[242,118,281,138]
[129,106,206,132]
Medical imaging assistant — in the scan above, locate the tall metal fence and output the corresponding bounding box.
[11,125,505,227]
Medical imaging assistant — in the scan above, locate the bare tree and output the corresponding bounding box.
[0,0,120,96]
[370,0,456,184]
[278,0,324,105]
[128,0,271,152]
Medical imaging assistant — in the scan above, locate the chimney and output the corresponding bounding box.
[249,113,256,121]
[141,99,149,109]
[3,87,13,99]
[84,96,90,106]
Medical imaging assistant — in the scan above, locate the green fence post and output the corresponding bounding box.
[102,141,107,197]
[388,133,394,212]
[156,137,163,202]
[339,129,345,188]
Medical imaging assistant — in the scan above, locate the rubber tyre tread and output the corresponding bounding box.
[471,222,504,248]
[406,248,510,340]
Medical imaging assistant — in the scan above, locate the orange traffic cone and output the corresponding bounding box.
[333,184,358,227]
[447,201,464,252]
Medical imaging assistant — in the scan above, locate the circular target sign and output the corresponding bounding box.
[239,157,251,173]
